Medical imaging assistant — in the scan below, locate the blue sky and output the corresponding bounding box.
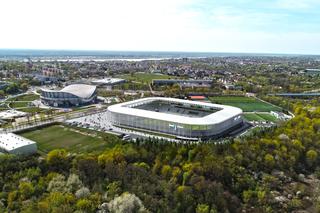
[192,0,320,33]
[0,0,319,54]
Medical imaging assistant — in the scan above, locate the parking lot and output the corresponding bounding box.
[66,111,113,131]
[65,111,181,142]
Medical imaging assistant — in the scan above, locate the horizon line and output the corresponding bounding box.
[0,48,319,56]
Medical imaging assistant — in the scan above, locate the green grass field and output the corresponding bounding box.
[117,73,174,84]
[7,94,39,102]
[243,113,265,121]
[256,113,278,122]
[5,94,47,113]
[18,107,48,113]
[209,96,281,112]
[8,94,40,108]
[243,113,278,122]
[19,125,114,153]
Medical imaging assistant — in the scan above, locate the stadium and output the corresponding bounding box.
[40,84,97,107]
[107,97,243,139]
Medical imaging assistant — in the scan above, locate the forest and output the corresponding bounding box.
[1,103,320,212]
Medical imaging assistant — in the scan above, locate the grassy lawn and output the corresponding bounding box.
[209,96,281,112]
[8,94,40,108]
[7,94,39,102]
[117,73,174,84]
[256,113,278,122]
[18,107,48,113]
[0,107,9,111]
[243,112,278,122]
[243,113,265,121]
[19,125,114,153]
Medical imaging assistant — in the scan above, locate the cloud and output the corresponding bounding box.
[275,0,320,10]
[0,0,319,54]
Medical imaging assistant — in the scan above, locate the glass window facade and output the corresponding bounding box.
[40,90,97,107]
[108,110,243,139]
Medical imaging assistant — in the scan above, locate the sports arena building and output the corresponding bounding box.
[41,84,97,107]
[107,97,243,139]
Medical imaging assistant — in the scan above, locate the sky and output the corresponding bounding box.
[0,0,320,54]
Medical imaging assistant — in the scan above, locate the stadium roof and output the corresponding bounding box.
[108,97,242,125]
[42,84,96,99]
[0,133,36,152]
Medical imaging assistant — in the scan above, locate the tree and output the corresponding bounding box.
[75,187,90,199]
[66,174,83,193]
[76,199,95,212]
[39,192,75,213]
[306,149,318,167]
[196,204,209,213]
[106,181,122,201]
[0,90,5,98]
[264,154,275,169]
[46,149,69,172]
[107,192,148,213]
[161,165,172,179]
[19,181,34,200]
[20,82,29,91]
[77,157,102,187]
[47,174,68,193]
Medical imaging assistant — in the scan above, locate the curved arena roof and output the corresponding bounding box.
[42,84,96,99]
[108,97,243,125]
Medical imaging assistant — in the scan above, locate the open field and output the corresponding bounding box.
[243,113,265,121]
[117,73,174,84]
[7,94,39,102]
[243,113,278,122]
[5,94,47,113]
[209,96,281,112]
[18,107,48,113]
[19,124,115,153]
[256,113,278,122]
[7,94,40,108]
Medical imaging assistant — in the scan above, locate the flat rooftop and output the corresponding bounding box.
[0,133,36,152]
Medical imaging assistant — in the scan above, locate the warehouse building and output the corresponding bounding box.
[41,84,97,107]
[107,97,243,139]
[0,133,37,155]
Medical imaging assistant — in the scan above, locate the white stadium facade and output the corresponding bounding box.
[107,97,243,139]
[41,84,97,107]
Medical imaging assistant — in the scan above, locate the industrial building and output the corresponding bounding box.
[40,84,97,107]
[107,97,243,139]
[0,133,37,155]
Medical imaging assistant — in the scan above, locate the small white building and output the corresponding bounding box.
[0,133,37,155]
